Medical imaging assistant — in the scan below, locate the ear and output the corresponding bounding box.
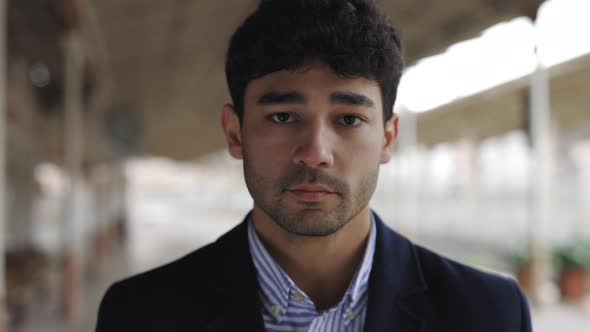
[380,113,398,164]
[221,104,243,160]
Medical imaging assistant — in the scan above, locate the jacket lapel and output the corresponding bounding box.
[205,214,266,332]
[364,212,429,332]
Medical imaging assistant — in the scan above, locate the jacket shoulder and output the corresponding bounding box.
[96,241,223,331]
[111,239,220,293]
[95,219,252,331]
[414,244,532,331]
[416,244,513,293]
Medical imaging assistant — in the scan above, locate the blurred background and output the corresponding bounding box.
[0,0,589,331]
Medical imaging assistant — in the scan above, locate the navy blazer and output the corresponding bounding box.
[96,212,532,331]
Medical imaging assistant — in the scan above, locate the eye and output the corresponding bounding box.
[338,115,362,126]
[269,112,296,124]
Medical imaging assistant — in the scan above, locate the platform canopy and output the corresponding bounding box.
[8,0,544,162]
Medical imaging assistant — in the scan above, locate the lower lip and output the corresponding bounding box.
[289,190,334,201]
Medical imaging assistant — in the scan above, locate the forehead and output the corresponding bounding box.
[244,63,382,104]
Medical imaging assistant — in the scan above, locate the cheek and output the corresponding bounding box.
[243,132,291,171]
[338,151,379,185]
[337,132,383,167]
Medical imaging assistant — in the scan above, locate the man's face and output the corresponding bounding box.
[222,63,397,236]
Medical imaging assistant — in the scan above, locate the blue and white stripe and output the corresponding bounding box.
[248,215,376,332]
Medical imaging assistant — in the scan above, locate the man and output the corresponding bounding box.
[96,0,532,331]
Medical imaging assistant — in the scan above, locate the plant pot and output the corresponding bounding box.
[558,267,588,302]
[516,263,533,297]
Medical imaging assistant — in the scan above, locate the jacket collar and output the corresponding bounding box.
[205,212,266,332]
[364,211,429,332]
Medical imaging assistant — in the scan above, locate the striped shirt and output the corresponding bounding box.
[247,215,376,332]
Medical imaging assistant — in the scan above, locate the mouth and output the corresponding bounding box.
[287,184,336,202]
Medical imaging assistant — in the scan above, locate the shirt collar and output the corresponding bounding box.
[247,220,292,317]
[348,213,377,304]
[247,212,377,322]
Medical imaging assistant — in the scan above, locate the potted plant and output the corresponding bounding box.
[509,248,533,297]
[553,241,590,302]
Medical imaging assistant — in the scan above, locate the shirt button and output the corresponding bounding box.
[345,310,355,319]
[271,305,281,316]
[293,292,304,302]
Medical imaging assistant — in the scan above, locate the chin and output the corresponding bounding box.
[273,208,350,237]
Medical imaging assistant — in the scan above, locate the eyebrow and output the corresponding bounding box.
[330,92,375,107]
[257,91,307,105]
[256,90,375,107]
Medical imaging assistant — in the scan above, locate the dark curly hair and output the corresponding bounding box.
[225,0,404,124]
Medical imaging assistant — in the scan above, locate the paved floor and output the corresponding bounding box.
[533,304,590,332]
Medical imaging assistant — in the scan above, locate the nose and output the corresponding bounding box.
[292,121,335,169]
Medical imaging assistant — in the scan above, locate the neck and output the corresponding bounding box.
[252,206,372,311]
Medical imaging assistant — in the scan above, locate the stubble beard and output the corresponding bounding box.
[243,154,379,237]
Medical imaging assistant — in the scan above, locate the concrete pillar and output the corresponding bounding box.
[0,0,7,328]
[81,162,128,283]
[6,174,35,249]
[528,18,554,306]
[3,59,39,253]
[87,164,115,279]
[397,107,420,238]
[456,139,479,239]
[62,32,85,320]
